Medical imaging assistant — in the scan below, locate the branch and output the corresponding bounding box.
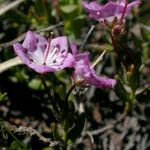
[75,112,127,145]
[36,21,63,33]
[0,119,62,148]
[88,112,127,136]
[0,21,63,49]
[0,0,25,16]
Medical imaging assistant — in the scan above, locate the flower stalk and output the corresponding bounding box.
[40,74,60,119]
[110,33,128,70]
[65,80,84,112]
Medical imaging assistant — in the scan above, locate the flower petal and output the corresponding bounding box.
[35,33,47,51]
[126,0,141,12]
[13,43,30,65]
[22,31,37,52]
[28,63,55,73]
[77,55,116,88]
[60,53,75,69]
[82,0,140,21]
[70,43,78,55]
[71,44,116,88]
[50,36,68,56]
[82,1,102,11]
[46,53,75,72]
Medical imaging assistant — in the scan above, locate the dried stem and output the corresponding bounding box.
[0,118,61,147]
[88,112,127,136]
[79,25,95,51]
[0,21,63,49]
[0,57,22,73]
[0,0,25,16]
[75,112,127,146]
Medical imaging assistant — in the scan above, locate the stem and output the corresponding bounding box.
[65,83,76,112]
[65,80,84,112]
[130,89,136,103]
[110,33,128,70]
[40,75,60,115]
[119,0,128,25]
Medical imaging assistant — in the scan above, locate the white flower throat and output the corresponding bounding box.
[28,36,66,66]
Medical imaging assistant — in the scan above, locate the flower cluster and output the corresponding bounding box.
[13,31,116,89]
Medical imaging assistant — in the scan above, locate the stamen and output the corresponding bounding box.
[49,46,59,60]
[43,32,54,64]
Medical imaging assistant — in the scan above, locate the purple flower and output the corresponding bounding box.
[71,43,116,89]
[82,0,140,22]
[13,31,74,73]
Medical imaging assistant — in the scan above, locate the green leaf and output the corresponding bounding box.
[114,76,130,103]
[60,5,77,14]
[10,141,22,150]
[28,79,42,90]
[0,92,7,102]
[141,26,150,41]
[128,65,140,92]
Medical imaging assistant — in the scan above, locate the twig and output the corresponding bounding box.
[36,21,63,33]
[88,112,127,136]
[79,25,95,51]
[0,0,25,16]
[0,34,25,49]
[75,112,127,146]
[0,21,63,49]
[0,119,62,147]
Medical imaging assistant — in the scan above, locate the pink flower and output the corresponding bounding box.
[82,0,140,23]
[71,43,116,89]
[13,31,74,73]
